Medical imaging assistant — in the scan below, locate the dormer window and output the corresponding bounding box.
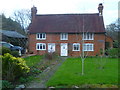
[83,33,94,40]
[36,33,46,40]
[60,33,68,40]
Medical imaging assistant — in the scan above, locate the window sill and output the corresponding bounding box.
[83,50,94,51]
[36,38,46,40]
[82,39,94,40]
[73,50,80,51]
[36,49,46,50]
[61,39,68,40]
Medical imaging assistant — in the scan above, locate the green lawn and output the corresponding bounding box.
[24,55,43,67]
[46,57,118,87]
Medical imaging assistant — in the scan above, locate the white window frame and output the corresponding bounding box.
[83,33,94,40]
[60,33,68,40]
[73,43,80,51]
[83,43,94,51]
[36,43,46,50]
[36,33,46,40]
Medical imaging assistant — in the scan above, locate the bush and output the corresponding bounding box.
[2,80,14,88]
[0,46,11,55]
[0,46,20,57]
[43,52,58,60]
[113,40,119,48]
[1,53,30,81]
[30,67,42,74]
[106,48,120,58]
[11,51,19,57]
[19,76,34,83]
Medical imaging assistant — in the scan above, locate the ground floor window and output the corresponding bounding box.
[36,43,46,50]
[73,43,80,51]
[83,43,94,51]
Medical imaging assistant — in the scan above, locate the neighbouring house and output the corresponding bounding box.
[0,30,27,49]
[28,4,113,56]
[105,35,113,49]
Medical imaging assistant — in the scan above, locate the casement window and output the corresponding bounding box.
[83,33,94,40]
[36,33,46,40]
[73,43,80,51]
[36,43,46,50]
[60,33,68,40]
[83,43,94,51]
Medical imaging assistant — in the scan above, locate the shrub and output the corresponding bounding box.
[19,76,34,83]
[0,46,20,57]
[30,67,42,74]
[0,46,11,55]
[11,51,19,57]
[2,80,14,88]
[106,48,119,58]
[2,53,30,81]
[113,40,119,48]
[43,52,58,60]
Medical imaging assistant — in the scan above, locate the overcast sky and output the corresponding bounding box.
[0,0,119,27]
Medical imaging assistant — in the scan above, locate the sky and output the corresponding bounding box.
[0,0,119,27]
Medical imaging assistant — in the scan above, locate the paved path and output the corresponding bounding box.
[26,57,67,88]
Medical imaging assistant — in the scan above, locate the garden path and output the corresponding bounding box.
[25,57,67,88]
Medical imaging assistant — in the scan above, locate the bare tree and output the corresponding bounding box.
[73,15,90,75]
[12,9,31,33]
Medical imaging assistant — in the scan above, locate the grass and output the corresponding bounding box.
[46,57,118,87]
[24,55,43,67]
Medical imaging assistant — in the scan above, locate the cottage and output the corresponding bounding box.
[28,4,112,56]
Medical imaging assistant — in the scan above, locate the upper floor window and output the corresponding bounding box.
[83,33,94,40]
[73,43,80,51]
[36,43,46,50]
[36,33,46,40]
[60,33,68,40]
[83,43,94,51]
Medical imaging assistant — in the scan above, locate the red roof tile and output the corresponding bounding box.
[29,13,105,33]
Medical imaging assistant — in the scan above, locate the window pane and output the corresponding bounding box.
[73,44,80,51]
[61,33,67,40]
[87,33,89,39]
[43,44,45,49]
[37,34,39,38]
[90,45,92,50]
[61,33,63,39]
[40,34,42,38]
[64,34,66,39]
[84,34,86,39]
[83,44,86,51]
[87,44,89,51]
[40,44,42,49]
[43,33,45,38]
[37,44,39,49]
[77,45,79,50]
[65,34,67,39]
[74,45,77,50]
[90,33,92,39]
[63,34,65,39]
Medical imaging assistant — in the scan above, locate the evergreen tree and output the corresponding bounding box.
[1,14,25,35]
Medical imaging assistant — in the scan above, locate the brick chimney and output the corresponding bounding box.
[31,6,37,22]
[98,3,103,16]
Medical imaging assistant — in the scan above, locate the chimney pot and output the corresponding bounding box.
[31,6,37,21]
[98,3,103,16]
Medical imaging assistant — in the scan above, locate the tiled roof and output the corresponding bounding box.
[29,13,105,33]
[0,30,26,38]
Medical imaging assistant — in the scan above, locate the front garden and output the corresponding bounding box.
[1,52,60,89]
[0,46,119,89]
[46,57,118,88]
